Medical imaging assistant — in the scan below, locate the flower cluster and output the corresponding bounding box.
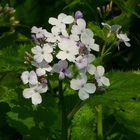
[21,11,110,105]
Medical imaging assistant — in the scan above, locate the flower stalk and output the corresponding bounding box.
[96,104,104,140]
[59,80,68,140]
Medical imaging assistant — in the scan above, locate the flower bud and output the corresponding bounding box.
[75,11,83,19]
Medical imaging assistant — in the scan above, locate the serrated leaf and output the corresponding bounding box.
[71,104,97,140]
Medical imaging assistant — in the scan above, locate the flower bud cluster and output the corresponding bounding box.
[21,11,110,105]
[0,4,19,26]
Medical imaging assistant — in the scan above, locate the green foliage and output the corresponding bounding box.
[71,71,140,140]
[0,0,140,139]
[71,104,96,140]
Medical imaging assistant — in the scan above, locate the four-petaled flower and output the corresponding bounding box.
[56,38,79,62]
[31,44,53,63]
[23,84,48,105]
[70,74,96,100]
[94,66,110,86]
[49,13,74,37]
[52,60,72,79]
[21,71,38,85]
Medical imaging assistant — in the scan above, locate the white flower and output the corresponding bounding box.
[70,74,96,100]
[46,27,61,43]
[48,13,74,37]
[31,44,53,63]
[36,68,46,76]
[81,33,99,52]
[21,71,38,85]
[75,54,96,75]
[56,38,79,62]
[117,33,131,47]
[32,60,52,72]
[31,26,48,39]
[23,84,48,105]
[94,66,110,86]
[71,19,93,37]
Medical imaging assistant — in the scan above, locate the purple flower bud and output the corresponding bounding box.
[75,11,83,19]
[31,34,36,40]
[41,79,48,84]
[97,87,107,92]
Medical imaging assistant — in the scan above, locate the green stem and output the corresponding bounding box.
[67,100,82,120]
[96,105,103,140]
[59,80,68,140]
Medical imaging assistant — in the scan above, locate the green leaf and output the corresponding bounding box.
[71,104,97,140]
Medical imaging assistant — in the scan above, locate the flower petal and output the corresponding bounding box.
[48,17,58,25]
[29,71,38,85]
[70,79,82,90]
[21,71,29,84]
[62,16,74,24]
[31,45,42,54]
[100,76,110,86]
[23,88,34,99]
[43,44,53,53]
[36,68,46,76]
[77,19,86,29]
[87,64,96,75]
[56,51,67,60]
[78,88,89,100]
[34,54,43,63]
[44,53,53,63]
[97,66,105,77]
[84,83,96,94]
[31,92,42,105]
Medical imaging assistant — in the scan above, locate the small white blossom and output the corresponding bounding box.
[117,33,131,47]
[36,68,46,76]
[94,66,110,86]
[23,84,48,105]
[81,33,99,52]
[75,54,96,75]
[31,26,48,39]
[49,13,74,37]
[31,44,53,63]
[21,71,38,85]
[71,19,93,37]
[32,60,52,72]
[70,74,96,100]
[56,38,79,62]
